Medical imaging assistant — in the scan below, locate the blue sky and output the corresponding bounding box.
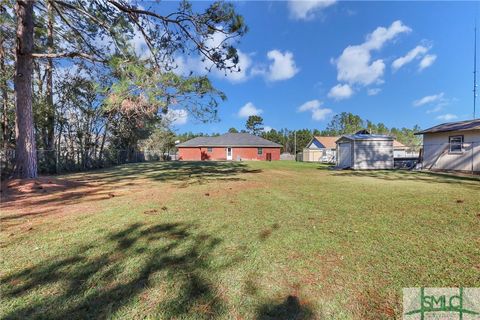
[164,1,479,134]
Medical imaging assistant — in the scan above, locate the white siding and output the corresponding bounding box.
[303,149,323,161]
[422,130,480,172]
[394,149,407,158]
[303,148,336,162]
[353,140,394,170]
[337,142,352,168]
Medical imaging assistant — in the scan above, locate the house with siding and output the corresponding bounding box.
[415,119,480,172]
[303,136,339,163]
[393,140,407,158]
[177,133,282,161]
[336,134,394,170]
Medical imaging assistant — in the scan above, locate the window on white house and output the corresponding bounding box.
[449,135,463,153]
[258,148,263,155]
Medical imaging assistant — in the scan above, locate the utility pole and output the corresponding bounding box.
[474,20,478,119]
[294,131,297,160]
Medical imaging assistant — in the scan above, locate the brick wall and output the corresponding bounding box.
[178,147,280,161]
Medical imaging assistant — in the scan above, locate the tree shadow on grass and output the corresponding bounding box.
[0,161,262,224]
[244,273,316,320]
[1,222,241,319]
[77,161,263,186]
[255,295,315,320]
[331,170,480,190]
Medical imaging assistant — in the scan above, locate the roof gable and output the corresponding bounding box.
[415,119,480,135]
[177,133,282,148]
[336,134,394,142]
[308,136,339,149]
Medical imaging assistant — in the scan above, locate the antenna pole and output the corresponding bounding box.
[294,131,297,157]
[474,20,478,119]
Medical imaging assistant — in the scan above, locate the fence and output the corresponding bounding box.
[300,141,479,174]
[0,148,178,177]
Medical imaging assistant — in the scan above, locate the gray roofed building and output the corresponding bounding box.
[177,133,282,148]
[414,119,479,172]
[415,119,480,135]
[335,133,394,169]
[337,134,394,141]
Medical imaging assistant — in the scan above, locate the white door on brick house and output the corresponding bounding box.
[226,147,232,160]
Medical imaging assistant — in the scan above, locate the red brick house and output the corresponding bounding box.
[177,133,282,161]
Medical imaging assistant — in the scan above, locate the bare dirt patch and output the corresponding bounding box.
[0,175,175,232]
[0,165,263,233]
[1,177,83,202]
[1,177,110,231]
[353,286,399,319]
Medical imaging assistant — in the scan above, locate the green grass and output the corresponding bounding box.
[1,161,479,319]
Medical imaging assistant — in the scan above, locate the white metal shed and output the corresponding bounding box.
[335,134,394,170]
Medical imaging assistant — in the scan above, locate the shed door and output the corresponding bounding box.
[338,142,352,168]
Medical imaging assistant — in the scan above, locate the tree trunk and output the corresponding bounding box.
[98,123,108,163]
[56,120,63,173]
[45,0,56,173]
[14,0,37,178]
[0,38,9,151]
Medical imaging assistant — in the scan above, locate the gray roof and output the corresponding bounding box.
[415,119,480,135]
[336,134,394,142]
[177,133,282,147]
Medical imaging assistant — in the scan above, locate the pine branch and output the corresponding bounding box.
[31,52,106,62]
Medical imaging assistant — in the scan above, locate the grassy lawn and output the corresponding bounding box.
[1,161,479,319]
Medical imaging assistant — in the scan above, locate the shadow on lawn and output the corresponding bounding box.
[1,222,242,319]
[255,295,315,320]
[331,170,480,189]
[79,161,263,186]
[1,162,262,225]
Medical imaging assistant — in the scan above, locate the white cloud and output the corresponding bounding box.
[176,48,299,83]
[287,0,337,20]
[413,93,444,107]
[298,100,321,112]
[392,45,429,71]
[436,113,457,121]
[263,50,299,81]
[419,54,437,71]
[298,99,333,121]
[204,27,228,49]
[130,33,150,59]
[263,126,273,132]
[426,105,444,114]
[214,50,252,83]
[328,84,354,100]
[311,107,333,121]
[238,102,263,118]
[174,49,252,83]
[334,20,411,87]
[165,109,188,125]
[174,27,247,82]
[367,88,381,96]
[418,93,455,114]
